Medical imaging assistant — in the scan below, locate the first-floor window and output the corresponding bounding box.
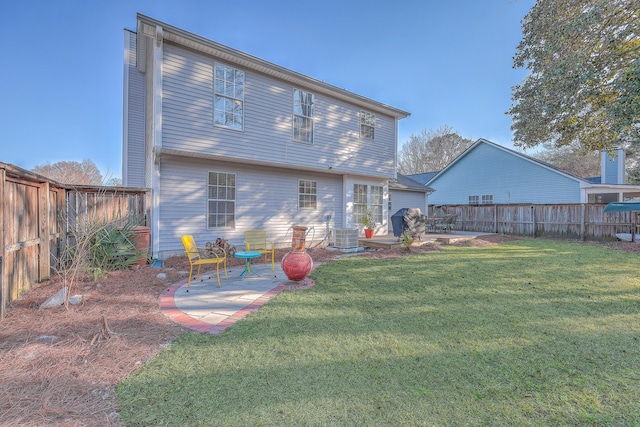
[298,179,317,209]
[354,184,383,225]
[481,194,494,204]
[353,184,368,225]
[469,195,479,205]
[208,172,236,228]
[371,185,383,223]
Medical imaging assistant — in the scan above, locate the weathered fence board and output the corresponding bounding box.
[439,203,634,241]
[1,162,149,319]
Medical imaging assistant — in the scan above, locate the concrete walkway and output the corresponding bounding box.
[160,262,315,335]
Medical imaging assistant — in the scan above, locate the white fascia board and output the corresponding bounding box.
[136,14,410,120]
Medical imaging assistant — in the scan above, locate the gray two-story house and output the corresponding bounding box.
[123,14,410,259]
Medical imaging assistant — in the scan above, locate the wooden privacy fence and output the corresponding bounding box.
[435,203,636,240]
[0,162,149,319]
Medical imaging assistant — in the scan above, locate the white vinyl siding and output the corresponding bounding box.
[160,43,397,178]
[157,156,343,256]
[429,141,581,205]
[123,31,146,187]
[387,189,428,231]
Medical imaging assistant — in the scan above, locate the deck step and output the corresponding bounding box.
[358,239,402,249]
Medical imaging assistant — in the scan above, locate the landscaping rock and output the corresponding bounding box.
[40,287,83,307]
[40,287,68,308]
[68,295,84,305]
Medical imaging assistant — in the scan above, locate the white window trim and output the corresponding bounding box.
[207,171,236,229]
[481,194,494,204]
[292,88,315,144]
[353,184,368,225]
[298,179,318,210]
[214,63,244,131]
[370,185,384,224]
[353,184,383,225]
[360,110,375,139]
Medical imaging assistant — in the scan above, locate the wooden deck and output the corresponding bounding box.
[358,231,492,250]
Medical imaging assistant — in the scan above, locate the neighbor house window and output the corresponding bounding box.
[214,64,244,130]
[481,194,494,204]
[298,179,317,209]
[208,172,236,228]
[353,184,368,225]
[293,89,314,143]
[469,195,479,205]
[360,111,375,139]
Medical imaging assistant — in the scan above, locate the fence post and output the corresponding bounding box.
[38,181,50,282]
[531,205,536,237]
[494,205,498,233]
[580,203,586,241]
[0,167,5,319]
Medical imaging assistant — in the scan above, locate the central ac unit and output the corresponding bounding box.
[333,228,359,249]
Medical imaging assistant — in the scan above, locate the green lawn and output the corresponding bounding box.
[117,239,640,426]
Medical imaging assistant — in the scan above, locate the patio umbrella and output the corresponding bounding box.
[603,202,640,242]
[603,201,640,212]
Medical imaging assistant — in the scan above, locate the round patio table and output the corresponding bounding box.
[234,251,262,279]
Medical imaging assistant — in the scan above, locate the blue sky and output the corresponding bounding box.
[0,0,535,179]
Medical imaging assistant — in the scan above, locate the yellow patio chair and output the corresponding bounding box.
[244,230,275,270]
[181,235,227,288]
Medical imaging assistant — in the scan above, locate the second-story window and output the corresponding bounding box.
[214,64,244,130]
[293,89,314,143]
[360,111,375,139]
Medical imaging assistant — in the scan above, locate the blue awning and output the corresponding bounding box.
[604,202,640,212]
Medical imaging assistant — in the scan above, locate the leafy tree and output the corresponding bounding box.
[398,126,474,175]
[623,144,640,184]
[32,159,103,185]
[531,142,601,178]
[508,0,640,151]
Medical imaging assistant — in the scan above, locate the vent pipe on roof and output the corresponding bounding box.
[601,149,625,184]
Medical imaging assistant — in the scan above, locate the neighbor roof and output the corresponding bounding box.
[426,138,594,185]
[390,173,434,193]
[406,171,439,185]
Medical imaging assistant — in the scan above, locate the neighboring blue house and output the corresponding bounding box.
[122,14,410,259]
[410,138,640,206]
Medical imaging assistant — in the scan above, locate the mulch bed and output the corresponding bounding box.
[0,234,635,426]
